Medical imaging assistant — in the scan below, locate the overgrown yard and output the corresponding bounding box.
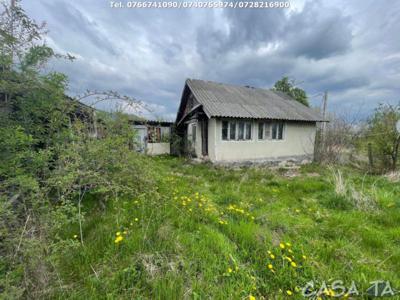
[54,157,400,299]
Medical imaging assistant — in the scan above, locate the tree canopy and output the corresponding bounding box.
[272,76,309,107]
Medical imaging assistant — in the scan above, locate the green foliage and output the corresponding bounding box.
[273,76,310,107]
[0,1,147,298]
[366,103,400,171]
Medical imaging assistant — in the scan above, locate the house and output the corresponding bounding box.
[175,79,327,163]
[132,120,173,155]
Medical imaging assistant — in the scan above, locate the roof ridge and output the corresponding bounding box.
[188,78,273,93]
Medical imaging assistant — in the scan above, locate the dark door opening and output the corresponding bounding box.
[201,120,208,156]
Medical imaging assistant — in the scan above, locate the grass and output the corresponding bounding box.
[51,156,400,299]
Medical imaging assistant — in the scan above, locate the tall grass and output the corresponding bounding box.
[45,157,399,299]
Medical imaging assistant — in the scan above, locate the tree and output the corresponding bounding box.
[273,76,309,107]
[367,103,400,171]
[0,2,147,297]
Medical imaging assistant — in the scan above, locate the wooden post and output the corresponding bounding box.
[317,91,328,162]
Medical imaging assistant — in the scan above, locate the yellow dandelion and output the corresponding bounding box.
[302,255,307,260]
[114,235,123,243]
[267,250,272,254]
[279,243,285,249]
[285,256,293,262]
[249,295,256,300]
[285,242,292,247]
[291,261,297,268]
[134,218,139,222]
[288,249,293,254]
[116,232,121,236]
[270,254,275,259]
[228,267,233,273]
[286,290,293,296]
[73,234,78,239]
[267,264,273,270]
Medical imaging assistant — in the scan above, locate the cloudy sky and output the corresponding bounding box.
[22,0,400,120]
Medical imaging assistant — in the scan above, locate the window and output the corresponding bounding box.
[245,122,252,140]
[258,123,264,140]
[271,121,284,140]
[221,120,252,141]
[238,122,245,140]
[229,122,236,140]
[278,122,284,139]
[222,121,228,140]
[259,121,284,140]
[258,122,271,140]
[265,123,271,139]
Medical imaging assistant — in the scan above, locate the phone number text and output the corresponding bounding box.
[110,1,291,9]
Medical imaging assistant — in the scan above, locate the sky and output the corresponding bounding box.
[22,0,400,121]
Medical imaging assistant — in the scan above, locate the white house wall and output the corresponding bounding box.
[207,118,316,162]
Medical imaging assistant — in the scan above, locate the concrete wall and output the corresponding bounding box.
[147,143,170,155]
[207,118,316,162]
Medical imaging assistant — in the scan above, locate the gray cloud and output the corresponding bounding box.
[283,1,353,59]
[22,0,400,120]
[41,1,119,56]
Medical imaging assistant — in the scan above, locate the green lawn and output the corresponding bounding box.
[54,156,400,299]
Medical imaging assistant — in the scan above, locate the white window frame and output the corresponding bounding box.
[258,121,285,141]
[222,120,252,141]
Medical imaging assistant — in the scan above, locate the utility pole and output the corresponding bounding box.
[321,91,328,150]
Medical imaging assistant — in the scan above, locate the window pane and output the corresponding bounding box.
[258,122,264,139]
[238,122,244,140]
[229,122,236,140]
[245,122,252,140]
[272,122,277,140]
[222,121,228,140]
[265,123,271,139]
[278,122,284,140]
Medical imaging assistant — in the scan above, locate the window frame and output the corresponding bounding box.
[221,119,253,141]
[258,121,285,141]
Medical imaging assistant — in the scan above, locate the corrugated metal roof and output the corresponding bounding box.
[186,79,326,122]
